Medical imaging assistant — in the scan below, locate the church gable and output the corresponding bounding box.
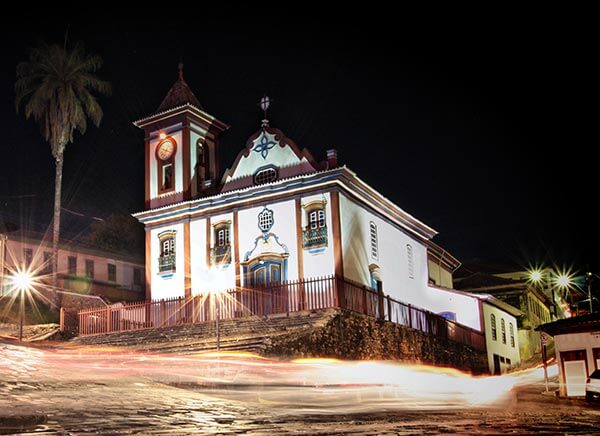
[221,126,319,191]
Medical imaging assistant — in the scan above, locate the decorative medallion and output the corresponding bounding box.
[253,133,276,159]
[257,207,274,234]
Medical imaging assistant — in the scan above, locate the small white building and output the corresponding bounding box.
[477,296,522,373]
[539,314,600,397]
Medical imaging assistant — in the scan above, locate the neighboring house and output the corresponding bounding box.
[132,67,488,335]
[477,295,523,373]
[456,271,552,361]
[538,314,600,397]
[0,231,145,303]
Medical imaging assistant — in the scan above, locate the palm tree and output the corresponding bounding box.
[15,41,111,287]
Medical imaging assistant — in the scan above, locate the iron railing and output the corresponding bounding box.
[158,254,176,273]
[77,275,485,351]
[210,245,231,265]
[302,226,328,248]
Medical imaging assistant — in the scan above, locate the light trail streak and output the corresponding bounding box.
[1,344,559,415]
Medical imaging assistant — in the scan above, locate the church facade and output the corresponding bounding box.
[132,67,484,332]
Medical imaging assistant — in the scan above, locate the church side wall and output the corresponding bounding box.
[338,192,481,331]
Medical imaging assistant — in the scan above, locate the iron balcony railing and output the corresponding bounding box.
[158,254,176,273]
[211,244,231,265]
[302,225,328,248]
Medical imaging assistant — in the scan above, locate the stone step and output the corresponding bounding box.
[72,309,336,354]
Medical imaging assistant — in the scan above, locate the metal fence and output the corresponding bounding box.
[77,275,485,351]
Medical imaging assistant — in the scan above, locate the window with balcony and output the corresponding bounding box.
[158,230,176,273]
[302,202,327,249]
[211,222,231,265]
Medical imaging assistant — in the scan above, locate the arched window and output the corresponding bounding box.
[370,222,378,260]
[509,322,515,348]
[309,209,326,229]
[490,313,497,341]
[407,244,414,279]
[501,318,506,344]
[158,230,176,273]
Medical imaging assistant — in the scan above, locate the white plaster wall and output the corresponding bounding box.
[149,125,183,199]
[339,193,481,331]
[300,193,335,278]
[189,218,207,295]
[238,199,298,284]
[483,303,521,373]
[555,332,600,376]
[150,223,185,300]
[228,131,306,181]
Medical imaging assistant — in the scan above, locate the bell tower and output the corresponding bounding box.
[134,63,228,209]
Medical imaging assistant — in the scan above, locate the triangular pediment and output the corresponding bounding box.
[221,127,319,190]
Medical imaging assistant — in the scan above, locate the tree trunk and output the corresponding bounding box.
[52,151,64,289]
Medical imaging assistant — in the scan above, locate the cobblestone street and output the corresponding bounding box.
[2,339,600,435]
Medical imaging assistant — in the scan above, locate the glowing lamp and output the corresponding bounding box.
[11,271,33,291]
[529,270,543,283]
[159,132,167,140]
[555,273,572,289]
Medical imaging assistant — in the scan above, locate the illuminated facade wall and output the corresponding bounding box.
[482,302,521,373]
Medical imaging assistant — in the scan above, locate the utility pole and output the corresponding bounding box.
[586,272,593,313]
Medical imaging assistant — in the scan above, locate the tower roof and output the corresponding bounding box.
[155,63,203,113]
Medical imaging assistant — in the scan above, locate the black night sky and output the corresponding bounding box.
[0,5,595,274]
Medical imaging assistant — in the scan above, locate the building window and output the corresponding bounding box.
[85,260,94,279]
[491,313,497,341]
[257,208,274,233]
[302,201,327,249]
[211,222,231,265]
[108,263,116,282]
[43,252,53,275]
[158,230,177,273]
[509,322,515,348]
[254,167,278,185]
[23,248,33,267]
[407,244,414,279]
[370,222,378,259]
[133,268,143,286]
[68,256,77,275]
[501,318,506,344]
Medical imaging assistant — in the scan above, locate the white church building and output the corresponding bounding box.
[127,65,519,370]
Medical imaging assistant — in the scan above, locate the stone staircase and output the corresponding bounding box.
[70,309,337,354]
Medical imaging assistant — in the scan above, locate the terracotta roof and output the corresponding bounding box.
[537,313,600,336]
[155,63,203,113]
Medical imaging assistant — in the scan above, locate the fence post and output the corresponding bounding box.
[408,304,412,328]
[59,307,65,332]
[377,282,384,320]
[336,276,345,309]
[106,307,111,333]
[387,296,392,322]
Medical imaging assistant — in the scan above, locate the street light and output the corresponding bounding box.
[10,269,33,341]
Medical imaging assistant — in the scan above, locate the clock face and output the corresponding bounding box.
[157,140,175,161]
